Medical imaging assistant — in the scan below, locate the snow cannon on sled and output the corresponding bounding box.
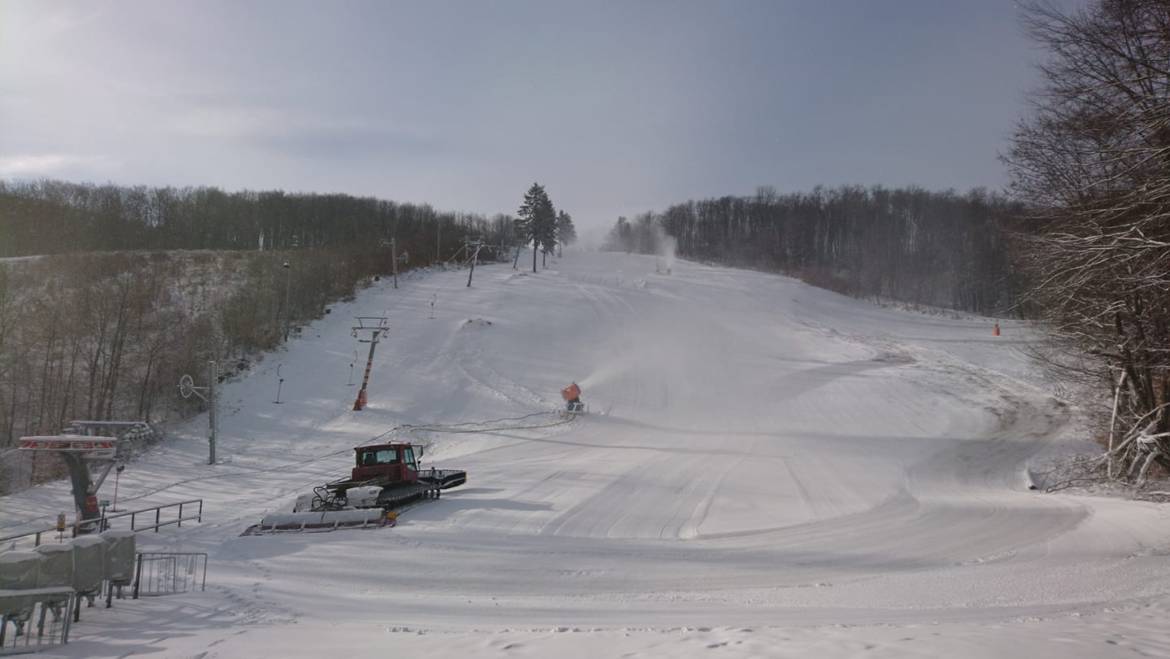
[561,382,586,414]
[243,442,466,535]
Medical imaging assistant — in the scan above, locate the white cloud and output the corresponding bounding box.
[0,154,110,177]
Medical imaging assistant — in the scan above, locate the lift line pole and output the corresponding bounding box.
[179,361,217,464]
[208,360,217,463]
[466,239,483,287]
[391,237,399,289]
[352,316,389,411]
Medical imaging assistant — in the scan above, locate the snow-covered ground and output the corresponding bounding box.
[2,251,1168,658]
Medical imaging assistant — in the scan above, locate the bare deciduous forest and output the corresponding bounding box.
[2,1,1168,498]
[0,182,520,491]
[603,0,1170,488]
[1004,0,1170,484]
[0,179,518,256]
[605,186,1020,315]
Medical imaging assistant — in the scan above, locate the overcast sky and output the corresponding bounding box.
[1,1,1047,228]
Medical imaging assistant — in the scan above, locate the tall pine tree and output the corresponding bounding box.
[556,210,576,256]
[554,211,577,257]
[539,201,557,268]
[517,182,556,273]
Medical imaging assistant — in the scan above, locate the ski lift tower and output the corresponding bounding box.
[179,360,218,465]
[465,239,483,287]
[352,316,389,411]
[18,435,121,534]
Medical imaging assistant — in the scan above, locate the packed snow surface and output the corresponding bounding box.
[2,252,1169,658]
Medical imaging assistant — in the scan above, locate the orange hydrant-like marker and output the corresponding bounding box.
[993,322,1001,337]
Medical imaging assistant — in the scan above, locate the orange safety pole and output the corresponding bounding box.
[353,329,382,411]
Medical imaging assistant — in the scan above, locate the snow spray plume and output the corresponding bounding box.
[578,360,630,390]
[654,225,677,273]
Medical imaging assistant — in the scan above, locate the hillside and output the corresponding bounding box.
[1,251,1168,658]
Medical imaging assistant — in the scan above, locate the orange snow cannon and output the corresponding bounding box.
[561,383,581,402]
[561,383,585,413]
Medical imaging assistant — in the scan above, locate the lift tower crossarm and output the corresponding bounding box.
[19,435,121,531]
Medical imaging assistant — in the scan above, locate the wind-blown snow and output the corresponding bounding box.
[2,252,1168,658]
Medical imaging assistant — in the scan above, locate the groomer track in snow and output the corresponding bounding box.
[2,251,1169,658]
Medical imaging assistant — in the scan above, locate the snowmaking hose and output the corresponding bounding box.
[370,411,571,441]
[91,411,576,508]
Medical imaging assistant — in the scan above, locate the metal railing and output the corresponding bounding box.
[0,589,75,655]
[100,499,203,534]
[0,499,203,551]
[132,552,207,599]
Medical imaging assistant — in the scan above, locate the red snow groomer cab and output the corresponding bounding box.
[322,442,468,509]
[243,442,466,535]
[351,443,424,484]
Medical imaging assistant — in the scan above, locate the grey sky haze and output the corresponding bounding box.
[1,1,1046,228]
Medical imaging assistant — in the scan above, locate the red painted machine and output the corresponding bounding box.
[561,382,585,413]
[244,441,466,535]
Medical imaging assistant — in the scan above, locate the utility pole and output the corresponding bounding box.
[391,237,399,289]
[208,360,217,463]
[282,260,292,341]
[111,464,125,512]
[178,360,218,465]
[466,239,482,287]
[436,221,441,263]
[351,316,389,411]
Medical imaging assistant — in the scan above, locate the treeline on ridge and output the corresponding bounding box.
[0,179,520,257]
[605,185,1020,314]
[0,179,525,492]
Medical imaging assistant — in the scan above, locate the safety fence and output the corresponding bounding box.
[0,530,210,651]
[100,500,203,534]
[132,552,207,599]
[0,499,202,551]
[0,589,75,655]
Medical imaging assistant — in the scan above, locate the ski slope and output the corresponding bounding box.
[3,251,1169,658]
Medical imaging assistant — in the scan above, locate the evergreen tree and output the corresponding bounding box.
[556,210,576,256]
[516,182,556,272]
[539,202,557,267]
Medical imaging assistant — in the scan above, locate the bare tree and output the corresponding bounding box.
[1005,0,1170,482]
